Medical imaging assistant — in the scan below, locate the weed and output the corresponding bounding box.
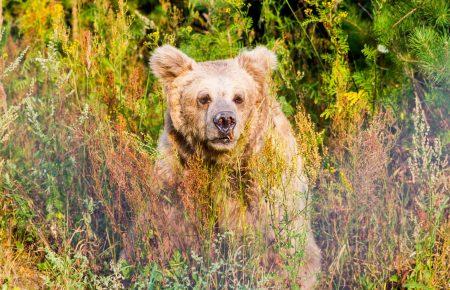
[0,0,448,288]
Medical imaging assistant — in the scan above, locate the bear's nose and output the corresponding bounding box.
[213,111,236,134]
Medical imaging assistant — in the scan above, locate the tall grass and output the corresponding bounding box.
[0,0,448,289]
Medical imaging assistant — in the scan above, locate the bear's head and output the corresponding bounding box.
[151,45,276,153]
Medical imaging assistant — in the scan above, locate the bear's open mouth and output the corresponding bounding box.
[211,136,232,144]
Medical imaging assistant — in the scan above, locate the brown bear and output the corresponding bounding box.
[126,45,321,288]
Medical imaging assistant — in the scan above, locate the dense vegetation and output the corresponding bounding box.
[0,0,448,288]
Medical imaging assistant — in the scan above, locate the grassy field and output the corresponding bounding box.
[0,0,448,289]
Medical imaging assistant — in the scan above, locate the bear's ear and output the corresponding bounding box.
[150,45,196,82]
[237,46,277,82]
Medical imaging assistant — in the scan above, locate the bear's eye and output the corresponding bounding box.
[198,94,211,105]
[233,94,244,104]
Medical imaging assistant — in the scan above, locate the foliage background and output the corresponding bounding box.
[0,0,448,288]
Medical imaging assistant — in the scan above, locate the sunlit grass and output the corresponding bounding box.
[0,0,448,288]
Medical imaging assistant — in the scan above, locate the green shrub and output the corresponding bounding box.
[0,0,448,288]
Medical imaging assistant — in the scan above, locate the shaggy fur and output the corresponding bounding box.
[126,45,321,288]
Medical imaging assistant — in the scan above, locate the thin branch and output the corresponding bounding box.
[358,3,373,20]
[392,8,417,28]
[284,0,324,69]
